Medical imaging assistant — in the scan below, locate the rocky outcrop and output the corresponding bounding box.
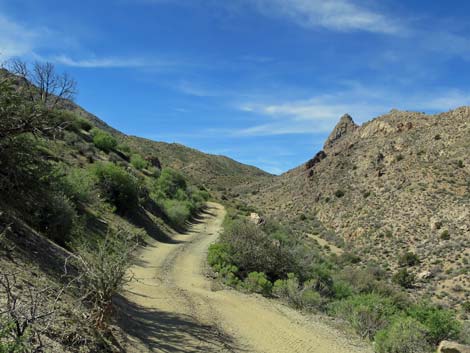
[438,341,470,353]
[305,150,327,170]
[324,114,358,150]
[145,155,162,169]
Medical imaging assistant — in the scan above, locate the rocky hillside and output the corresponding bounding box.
[245,108,470,311]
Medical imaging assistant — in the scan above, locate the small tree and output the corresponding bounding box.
[8,59,77,108]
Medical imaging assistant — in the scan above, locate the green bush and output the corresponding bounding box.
[308,263,334,296]
[117,144,131,154]
[73,117,93,132]
[440,230,450,240]
[407,303,461,345]
[208,243,232,270]
[161,199,191,228]
[220,220,292,279]
[273,274,303,309]
[62,167,96,203]
[93,163,139,212]
[375,316,431,353]
[244,272,272,296]
[329,294,397,339]
[38,193,77,245]
[332,280,354,300]
[398,252,420,266]
[335,190,345,198]
[155,168,187,199]
[130,154,148,170]
[300,286,325,311]
[91,129,117,152]
[392,269,415,289]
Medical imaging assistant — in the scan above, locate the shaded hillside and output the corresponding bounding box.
[245,108,470,311]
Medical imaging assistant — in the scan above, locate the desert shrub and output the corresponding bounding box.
[62,167,96,203]
[273,274,303,309]
[161,199,191,228]
[244,272,272,296]
[462,301,470,313]
[207,243,232,270]
[374,316,431,353]
[130,154,148,170]
[91,129,117,152]
[93,163,139,212]
[440,230,450,240]
[308,263,334,296]
[336,267,377,293]
[407,302,461,345]
[71,117,93,132]
[117,144,131,154]
[332,280,354,300]
[154,168,187,199]
[335,190,345,198]
[398,252,420,266]
[73,229,138,328]
[301,283,326,311]
[37,193,77,245]
[392,269,415,289]
[329,294,397,339]
[221,220,292,279]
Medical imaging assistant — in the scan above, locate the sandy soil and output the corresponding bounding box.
[118,202,372,353]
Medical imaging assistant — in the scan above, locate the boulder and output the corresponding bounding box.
[438,341,470,353]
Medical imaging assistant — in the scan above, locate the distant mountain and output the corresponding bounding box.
[245,107,470,310]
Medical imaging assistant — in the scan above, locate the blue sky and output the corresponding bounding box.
[1,0,470,174]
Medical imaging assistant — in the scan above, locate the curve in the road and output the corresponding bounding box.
[118,202,372,353]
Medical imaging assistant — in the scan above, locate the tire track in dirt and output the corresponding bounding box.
[119,202,372,353]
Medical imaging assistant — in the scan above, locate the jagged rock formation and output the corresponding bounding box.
[324,113,358,150]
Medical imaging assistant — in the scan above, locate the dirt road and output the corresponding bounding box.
[119,202,372,353]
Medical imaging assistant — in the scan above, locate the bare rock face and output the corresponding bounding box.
[438,341,470,353]
[324,114,358,150]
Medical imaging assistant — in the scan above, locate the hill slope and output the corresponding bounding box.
[122,135,271,191]
[245,107,470,310]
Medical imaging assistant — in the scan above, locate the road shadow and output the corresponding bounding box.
[114,295,244,353]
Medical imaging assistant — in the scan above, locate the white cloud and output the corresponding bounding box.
[49,54,172,69]
[234,84,470,136]
[251,0,402,34]
[0,14,41,59]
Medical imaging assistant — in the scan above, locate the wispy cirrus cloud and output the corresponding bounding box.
[248,0,403,34]
[233,83,470,136]
[0,14,43,59]
[48,54,176,69]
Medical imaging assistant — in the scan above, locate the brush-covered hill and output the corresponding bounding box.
[244,108,470,311]
[122,136,271,191]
